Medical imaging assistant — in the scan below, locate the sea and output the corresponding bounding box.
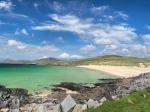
[0,64,118,94]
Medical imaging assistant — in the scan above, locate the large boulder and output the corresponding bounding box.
[60,95,76,112]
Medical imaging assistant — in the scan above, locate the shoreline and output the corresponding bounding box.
[77,65,150,78]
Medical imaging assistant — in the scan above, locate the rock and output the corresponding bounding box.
[20,107,32,112]
[111,95,117,100]
[0,108,9,112]
[142,94,146,98]
[99,97,107,103]
[72,104,82,112]
[10,99,19,109]
[86,99,99,109]
[32,105,44,112]
[127,99,133,104]
[51,104,61,112]
[60,95,76,112]
[9,109,19,112]
[94,103,102,108]
[81,104,87,111]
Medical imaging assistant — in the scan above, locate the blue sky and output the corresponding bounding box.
[0,0,150,60]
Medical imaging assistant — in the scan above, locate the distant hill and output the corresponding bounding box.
[50,55,150,67]
[1,57,61,65]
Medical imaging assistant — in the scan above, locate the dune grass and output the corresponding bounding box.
[84,87,150,112]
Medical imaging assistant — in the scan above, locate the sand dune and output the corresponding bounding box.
[78,65,150,78]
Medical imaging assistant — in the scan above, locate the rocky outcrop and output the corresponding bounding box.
[55,72,150,102]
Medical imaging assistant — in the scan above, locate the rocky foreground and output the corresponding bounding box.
[0,72,150,112]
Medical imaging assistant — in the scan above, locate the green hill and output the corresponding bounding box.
[50,55,150,67]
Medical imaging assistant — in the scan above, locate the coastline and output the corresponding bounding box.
[77,65,150,78]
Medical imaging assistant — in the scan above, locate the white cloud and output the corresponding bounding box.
[34,2,40,13]
[100,44,149,58]
[30,45,59,53]
[141,34,150,43]
[15,28,20,35]
[58,52,84,60]
[41,40,48,44]
[32,14,137,46]
[48,1,65,12]
[39,56,48,59]
[0,0,13,11]
[21,29,28,35]
[34,3,38,9]
[56,37,64,42]
[94,38,112,45]
[91,6,109,14]
[58,53,70,59]
[32,14,92,34]
[8,40,27,50]
[1,39,59,53]
[114,11,128,20]
[146,25,150,30]
[79,44,96,54]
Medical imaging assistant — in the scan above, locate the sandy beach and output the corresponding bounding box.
[78,65,150,78]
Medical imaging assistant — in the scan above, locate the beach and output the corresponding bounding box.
[78,65,150,78]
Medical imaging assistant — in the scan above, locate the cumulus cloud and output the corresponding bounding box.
[100,44,149,58]
[0,0,13,11]
[94,38,112,45]
[79,44,96,54]
[32,14,137,46]
[8,40,27,50]
[2,39,59,53]
[141,34,150,43]
[58,52,84,60]
[21,29,28,35]
[39,56,48,59]
[30,45,59,53]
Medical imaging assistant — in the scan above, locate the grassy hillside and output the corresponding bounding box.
[50,55,150,67]
[84,88,150,112]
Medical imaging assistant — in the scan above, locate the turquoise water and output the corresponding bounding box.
[0,64,118,94]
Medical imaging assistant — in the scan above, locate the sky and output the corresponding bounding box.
[0,0,150,60]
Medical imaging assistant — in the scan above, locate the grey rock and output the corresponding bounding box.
[10,99,19,109]
[60,95,76,112]
[81,104,87,111]
[9,109,19,112]
[99,97,107,103]
[86,99,99,109]
[72,104,82,112]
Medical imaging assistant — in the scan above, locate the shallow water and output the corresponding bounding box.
[0,64,118,94]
